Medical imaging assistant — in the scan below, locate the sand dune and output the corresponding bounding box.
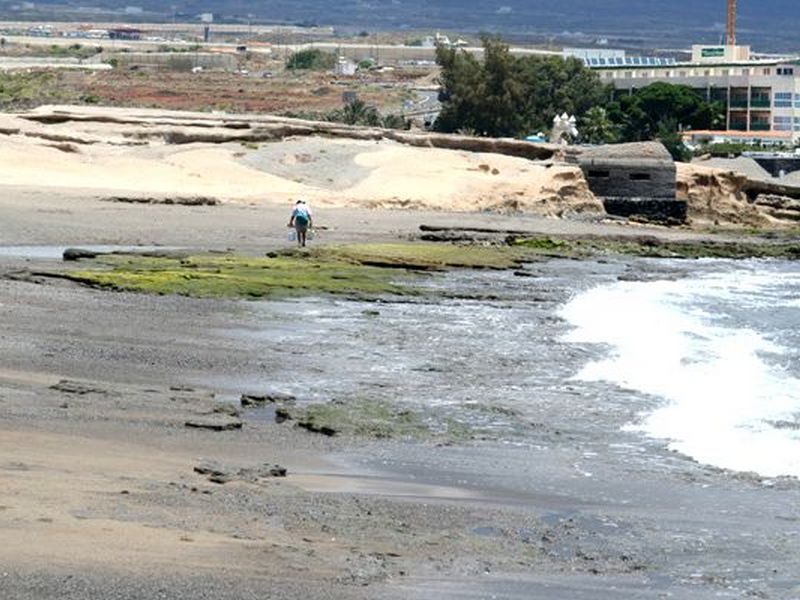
[0,108,602,216]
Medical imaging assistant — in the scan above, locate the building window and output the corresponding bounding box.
[774,116,793,131]
[763,68,772,75]
[777,67,795,76]
[775,92,793,107]
[629,173,652,181]
[587,170,611,179]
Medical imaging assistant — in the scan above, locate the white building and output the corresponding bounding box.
[334,56,357,76]
[586,45,800,144]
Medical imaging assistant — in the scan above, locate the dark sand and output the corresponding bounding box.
[1,187,799,600]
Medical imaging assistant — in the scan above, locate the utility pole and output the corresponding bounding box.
[726,0,737,46]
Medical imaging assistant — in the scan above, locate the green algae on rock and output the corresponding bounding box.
[325,243,527,270]
[60,238,799,301]
[64,252,412,299]
[511,236,800,260]
[61,243,531,299]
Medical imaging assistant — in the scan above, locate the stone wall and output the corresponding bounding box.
[581,158,676,199]
[602,197,688,223]
[114,52,237,72]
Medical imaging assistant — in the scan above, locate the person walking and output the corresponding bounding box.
[288,199,313,247]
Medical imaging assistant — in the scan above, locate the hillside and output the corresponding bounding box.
[1,0,798,52]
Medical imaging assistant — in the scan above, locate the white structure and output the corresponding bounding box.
[587,44,800,143]
[421,32,453,48]
[563,48,627,63]
[334,56,357,76]
[551,113,578,145]
[434,32,451,46]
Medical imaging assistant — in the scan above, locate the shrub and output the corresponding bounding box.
[286,49,336,71]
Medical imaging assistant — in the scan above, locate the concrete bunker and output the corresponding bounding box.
[577,142,687,222]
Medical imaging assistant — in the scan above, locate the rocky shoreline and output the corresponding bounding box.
[1,171,799,599]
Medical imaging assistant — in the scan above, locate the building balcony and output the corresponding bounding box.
[750,98,771,108]
[750,123,771,131]
[730,99,749,108]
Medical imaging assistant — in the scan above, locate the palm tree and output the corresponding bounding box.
[581,106,619,145]
[340,99,381,126]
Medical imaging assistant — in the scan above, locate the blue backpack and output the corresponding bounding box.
[293,206,309,226]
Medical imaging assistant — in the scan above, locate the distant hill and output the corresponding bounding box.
[2,0,798,52]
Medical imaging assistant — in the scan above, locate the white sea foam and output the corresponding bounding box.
[560,263,800,478]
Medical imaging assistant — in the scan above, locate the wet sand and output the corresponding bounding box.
[1,187,799,599]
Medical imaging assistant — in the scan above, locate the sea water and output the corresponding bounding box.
[561,260,800,478]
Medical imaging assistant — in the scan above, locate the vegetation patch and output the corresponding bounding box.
[0,71,67,108]
[285,48,337,71]
[512,238,572,252]
[511,236,800,260]
[46,43,101,60]
[58,239,798,301]
[63,251,415,299]
[61,243,541,299]
[283,98,409,130]
[324,242,528,270]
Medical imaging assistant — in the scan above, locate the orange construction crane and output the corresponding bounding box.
[726,0,737,45]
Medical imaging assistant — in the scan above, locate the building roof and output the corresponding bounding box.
[578,141,673,160]
[593,59,800,71]
[684,130,793,139]
[590,56,800,71]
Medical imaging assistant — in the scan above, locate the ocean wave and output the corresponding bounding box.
[560,261,800,478]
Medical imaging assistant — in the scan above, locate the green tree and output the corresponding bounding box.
[655,118,692,162]
[580,106,619,144]
[608,83,721,142]
[433,42,486,133]
[606,83,723,160]
[434,37,609,138]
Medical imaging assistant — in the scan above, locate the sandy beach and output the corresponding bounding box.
[2,107,799,600]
